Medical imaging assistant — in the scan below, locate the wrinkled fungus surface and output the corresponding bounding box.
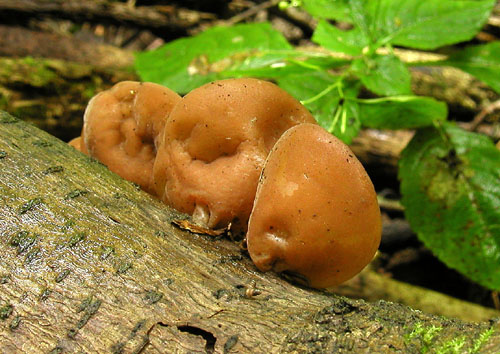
[153,78,316,233]
[81,81,181,194]
[247,123,382,288]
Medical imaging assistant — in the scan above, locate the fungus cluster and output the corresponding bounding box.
[153,78,316,233]
[72,78,381,288]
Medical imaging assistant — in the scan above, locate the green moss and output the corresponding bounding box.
[18,197,43,214]
[65,189,88,200]
[404,322,442,353]
[0,111,17,123]
[55,269,71,283]
[77,296,94,313]
[224,335,239,353]
[154,230,167,238]
[110,342,126,354]
[116,261,132,274]
[10,231,37,254]
[14,103,48,121]
[69,298,102,338]
[471,327,495,353]
[86,299,102,315]
[31,140,52,147]
[131,319,146,335]
[0,90,9,110]
[39,288,52,301]
[144,290,163,305]
[9,315,21,330]
[435,336,466,354]
[99,245,115,260]
[0,151,6,159]
[68,232,85,247]
[1,57,58,88]
[62,220,76,230]
[48,347,63,354]
[0,304,13,320]
[402,321,494,354]
[44,166,64,174]
[82,85,98,100]
[25,247,40,264]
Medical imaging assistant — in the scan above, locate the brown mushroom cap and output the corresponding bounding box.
[153,78,317,232]
[68,136,83,151]
[81,81,181,194]
[246,123,381,288]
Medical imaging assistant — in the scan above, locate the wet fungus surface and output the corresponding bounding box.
[78,81,181,194]
[152,78,316,233]
[246,123,382,288]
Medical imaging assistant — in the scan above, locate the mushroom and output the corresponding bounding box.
[68,136,83,151]
[153,78,317,234]
[246,123,381,288]
[80,81,181,194]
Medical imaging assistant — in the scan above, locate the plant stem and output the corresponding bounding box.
[300,80,341,105]
[329,104,343,133]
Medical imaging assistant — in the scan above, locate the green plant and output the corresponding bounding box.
[134,0,500,291]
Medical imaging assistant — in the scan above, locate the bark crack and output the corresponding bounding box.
[177,325,216,353]
[141,321,217,353]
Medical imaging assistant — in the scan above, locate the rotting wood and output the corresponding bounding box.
[0,25,135,69]
[1,111,500,353]
[0,56,136,140]
[0,0,214,30]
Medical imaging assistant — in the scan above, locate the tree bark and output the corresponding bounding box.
[1,111,500,353]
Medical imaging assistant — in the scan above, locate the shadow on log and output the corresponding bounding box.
[1,111,499,352]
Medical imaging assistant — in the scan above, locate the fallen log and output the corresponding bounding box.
[0,56,136,139]
[1,111,499,353]
[0,0,213,31]
[0,25,136,69]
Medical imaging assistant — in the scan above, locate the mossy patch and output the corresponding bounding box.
[18,197,43,214]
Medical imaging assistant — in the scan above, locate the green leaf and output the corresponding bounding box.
[221,52,348,79]
[301,0,350,21]
[368,0,495,50]
[358,96,447,130]
[312,20,369,56]
[352,54,412,96]
[348,0,371,40]
[134,22,292,93]
[433,42,500,94]
[278,72,361,143]
[278,72,340,127]
[399,123,500,290]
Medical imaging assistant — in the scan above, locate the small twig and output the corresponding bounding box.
[225,0,281,25]
[469,99,500,132]
[488,15,500,27]
[377,195,405,212]
[126,0,136,9]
